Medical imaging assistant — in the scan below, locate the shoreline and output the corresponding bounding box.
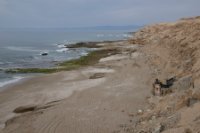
[0,74,43,92]
[0,76,24,90]
[0,30,133,89]
[5,41,121,74]
[0,40,122,89]
[0,39,146,132]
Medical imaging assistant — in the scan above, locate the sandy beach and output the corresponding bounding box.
[0,40,153,133]
[1,16,200,133]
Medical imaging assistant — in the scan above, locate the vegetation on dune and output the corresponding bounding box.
[6,49,119,74]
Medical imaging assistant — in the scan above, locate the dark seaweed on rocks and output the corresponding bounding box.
[66,42,102,48]
[65,40,119,48]
[5,48,120,74]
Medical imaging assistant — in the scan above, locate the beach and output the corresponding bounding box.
[0,40,152,133]
[0,29,134,87]
[1,16,200,133]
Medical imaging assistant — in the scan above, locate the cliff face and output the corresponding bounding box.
[124,17,200,133]
[131,16,200,83]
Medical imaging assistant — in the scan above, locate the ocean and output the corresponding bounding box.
[0,28,137,88]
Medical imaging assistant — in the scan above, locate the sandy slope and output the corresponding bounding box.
[125,16,200,133]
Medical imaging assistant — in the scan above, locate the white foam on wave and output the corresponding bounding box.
[0,76,24,88]
[122,34,132,38]
[81,52,88,56]
[57,44,66,48]
[56,48,69,53]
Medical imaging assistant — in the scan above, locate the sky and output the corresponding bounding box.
[0,0,200,28]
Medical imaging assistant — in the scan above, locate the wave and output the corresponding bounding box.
[0,76,24,88]
[57,44,66,48]
[80,52,88,56]
[57,41,75,46]
[56,48,69,53]
[122,34,132,38]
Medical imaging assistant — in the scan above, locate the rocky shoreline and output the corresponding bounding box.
[5,41,121,74]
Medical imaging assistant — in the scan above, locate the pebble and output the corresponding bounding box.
[152,124,162,133]
[137,109,143,115]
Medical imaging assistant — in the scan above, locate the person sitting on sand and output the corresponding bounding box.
[152,78,162,96]
[152,77,176,96]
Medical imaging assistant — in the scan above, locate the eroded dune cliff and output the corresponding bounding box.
[126,16,200,133]
[131,16,200,83]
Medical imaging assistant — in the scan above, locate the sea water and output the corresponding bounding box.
[0,28,137,88]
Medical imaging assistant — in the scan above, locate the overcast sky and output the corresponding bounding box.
[0,0,200,28]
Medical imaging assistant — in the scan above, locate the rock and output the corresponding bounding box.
[152,126,161,133]
[41,52,48,56]
[152,124,165,133]
[137,109,143,115]
[99,55,128,62]
[128,113,135,117]
[66,41,102,48]
[13,105,36,113]
[184,128,192,133]
[192,88,200,99]
[173,75,193,90]
[187,97,198,107]
[89,73,105,79]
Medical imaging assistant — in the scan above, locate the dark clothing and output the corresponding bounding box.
[153,77,176,89]
[161,77,176,88]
